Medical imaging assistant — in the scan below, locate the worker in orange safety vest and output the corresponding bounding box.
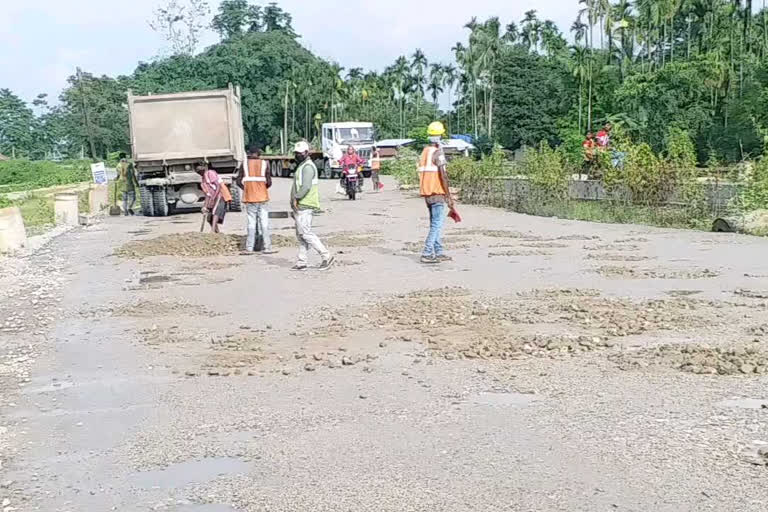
[418,121,454,264]
[237,145,276,254]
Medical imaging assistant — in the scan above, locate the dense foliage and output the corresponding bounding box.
[0,160,91,193]
[2,0,768,214]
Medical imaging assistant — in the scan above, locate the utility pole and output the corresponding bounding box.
[76,67,98,159]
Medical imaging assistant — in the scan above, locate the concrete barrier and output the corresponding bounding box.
[89,183,109,213]
[0,206,27,253]
[54,193,79,226]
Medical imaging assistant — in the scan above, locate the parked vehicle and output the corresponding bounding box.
[127,85,246,216]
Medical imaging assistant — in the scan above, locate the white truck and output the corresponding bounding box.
[320,122,375,178]
[127,85,246,216]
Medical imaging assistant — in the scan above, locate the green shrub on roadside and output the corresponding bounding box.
[522,141,570,199]
[380,147,419,186]
[0,159,91,192]
[741,158,768,210]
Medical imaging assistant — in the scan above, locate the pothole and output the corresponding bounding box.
[130,457,251,489]
[470,391,537,407]
[717,398,768,409]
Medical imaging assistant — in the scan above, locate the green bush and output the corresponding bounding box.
[0,159,91,192]
[522,142,570,199]
[380,147,419,186]
[741,158,768,210]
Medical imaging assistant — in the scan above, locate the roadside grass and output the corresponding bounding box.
[466,196,716,231]
[1,189,91,236]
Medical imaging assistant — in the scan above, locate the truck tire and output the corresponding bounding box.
[139,185,155,217]
[229,182,242,212]
[152,186,169,217]
[320,159,332,179]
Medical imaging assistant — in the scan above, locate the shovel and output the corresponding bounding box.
[109,180,121,216]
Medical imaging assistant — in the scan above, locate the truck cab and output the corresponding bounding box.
[321,122,375,178]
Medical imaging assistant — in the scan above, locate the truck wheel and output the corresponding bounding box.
[321,160,333,179]
[152,187,169,217]
[139,186,155,217]
[229,183,242,212]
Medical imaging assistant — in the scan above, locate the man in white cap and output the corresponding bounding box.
[290,141,334,271]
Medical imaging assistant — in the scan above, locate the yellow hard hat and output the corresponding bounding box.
[427,121,446,137]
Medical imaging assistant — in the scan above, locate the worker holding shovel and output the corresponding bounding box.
[197,162,231,233]
[116,153,137,216]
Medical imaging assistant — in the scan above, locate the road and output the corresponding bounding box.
[2,176,768,511]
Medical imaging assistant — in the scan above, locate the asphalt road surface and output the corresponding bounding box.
[2,176,768,511]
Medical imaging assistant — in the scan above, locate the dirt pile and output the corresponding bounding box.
[83,299,219,318]
[586,253,654,262]
[521,241,568,249]
[584,244,640,252]
[553,297,709,337]
[734,289,768,299]
[594,265,720,280]
[488,249,550,257]
[610,344,768,375]
[324,231,382,248]
[115,233,294,258]
[431,333,617,361]
[556,234,600,241]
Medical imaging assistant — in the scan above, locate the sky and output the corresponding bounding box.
[0,0,580,106]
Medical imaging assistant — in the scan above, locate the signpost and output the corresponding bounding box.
[90,162,108,184]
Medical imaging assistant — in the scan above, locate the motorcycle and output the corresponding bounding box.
[344,170,359,200]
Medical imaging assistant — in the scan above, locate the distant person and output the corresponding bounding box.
[197,162,231,233]
[582,132,596,177]
[418,122,454,264]
[339,145,366,192]
[370,146,382,192]
[290,141,334,271]
[237,145,276,254]
[597,123,612,148]
[117,152,137,216]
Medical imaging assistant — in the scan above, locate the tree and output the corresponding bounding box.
[411,48,428,118]
[149,0,210,55]
[0,89,35,158]
[494,48,575,149]
[211,0,262,39]
[262,2,295,35]
[427,64,445,108]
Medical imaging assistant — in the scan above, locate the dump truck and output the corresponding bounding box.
[127,85,246,216]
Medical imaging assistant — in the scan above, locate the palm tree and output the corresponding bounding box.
[475,17,502,136]
[504,21,520,44]
[427,63,445,109]
[392,56,410,137]
[442,64,458,132]
[521,10,541,51]
[463,17,481,137]
[569,45,589,133]
[411,48,428,119]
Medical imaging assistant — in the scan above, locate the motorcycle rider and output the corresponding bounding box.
[339,145,366,193]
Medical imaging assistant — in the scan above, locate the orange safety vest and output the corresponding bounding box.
[418,146,446,197]
[371,153,381,171]
[243,158,269,203]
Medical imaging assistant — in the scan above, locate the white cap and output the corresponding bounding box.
[294,141,310,153]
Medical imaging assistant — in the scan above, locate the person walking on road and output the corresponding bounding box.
[237,145,276,254]
[370,146,382,192]
[418,122,454,264]
[117,152,138,216]
[290,141,334,271]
